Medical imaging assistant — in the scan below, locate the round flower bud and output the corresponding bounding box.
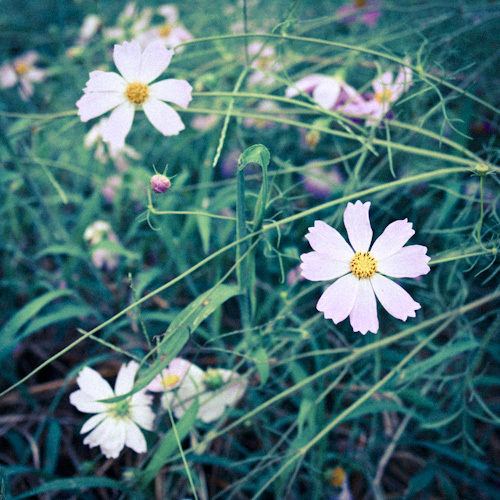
[150,174,171,193]
[474,163,489,176]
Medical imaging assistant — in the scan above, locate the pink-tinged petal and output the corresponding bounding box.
[0,64,17,88]
[377,245,430,278]
[138,42,174,84]
[285,74,330,98]
[84,71,127,93]
[17,51,38,66]
[76,91,125,121]
[101,101,135,149]
[349,279,379,334]
[312,78,341,109]
[371,274,421,321]
[344,201,373,252]
[300,251,351,281]
[69,389,108,413]
[158,5,179,23]
[305,220,354,261]
[76,367,114,400]
[395,65,412,88]
[370,219,415,260]
[114,361,139,395]
[317,273,359,323]
[149,79,192,108]
[372,71,394,93]
[25,68,46,83]
[80,413,107,434]
[18,79,34,101]
[125,422,147,453]
[113,40,142,82]
[142,98,185,135]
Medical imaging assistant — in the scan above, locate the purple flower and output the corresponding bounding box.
[300,201,430,334]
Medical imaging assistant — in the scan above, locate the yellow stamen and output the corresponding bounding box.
[355,0,367,8]
[350,251,377,279]
[14,62,29,75]
[162,374,180,387]
[158,24,173,37]
[330,466,346,487]
[125,82,149,105]
[375,88,392,104]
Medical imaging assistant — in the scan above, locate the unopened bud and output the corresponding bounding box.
[150,174,171,193]
[475,163,489,176]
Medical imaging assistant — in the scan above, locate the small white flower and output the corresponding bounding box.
[70,361,155,458]
[0,51,46,101]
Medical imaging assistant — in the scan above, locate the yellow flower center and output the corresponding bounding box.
[14,62,29,75]
[350,251,377,279]
[355,0,367,8]
[375,89,393,104]
[162,374,180,387]
[329,466,346,488]
[158,24,173,37]
[125,82,149,105]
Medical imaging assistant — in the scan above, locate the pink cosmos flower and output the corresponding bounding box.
[336,0,382,27]
[300,201,430,334]
[69,361,155,458]
[146,357,192,392]
[358,65,413,123]
[76,40,192,150]
[286,74,366,115]
[0,51,46,101]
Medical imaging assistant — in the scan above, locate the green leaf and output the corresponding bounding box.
[139,399,199,487]
[237,144,270,171]
[252,346,270,385]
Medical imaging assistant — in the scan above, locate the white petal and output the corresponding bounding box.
[377,245,430,278]
[0,64,17,88]
[130,401,156,431]
[70,389,108,413]
[84,71,127,93]
[370,219,415,260]
[349,279,379,334]
[114,361,139,396]
[305,220,354,261]
[344,201,373,252]
[125,422,147,454]
[80,412,107,434]
[138,42,174,84]
[113,40,142,82]
[76,367,114,400]
[76,92,125,122]
[316,273,359,324]
[285,74,330,98]
[142,98,185,136]
[149,79,192,108]
[371,274,421,321]
[312,78,341,109]
[300,251,351,281]
[99,420,127,458]
[101,101,135,149]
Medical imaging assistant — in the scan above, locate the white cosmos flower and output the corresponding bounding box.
[76,39,192,150]
[69,361,155,458]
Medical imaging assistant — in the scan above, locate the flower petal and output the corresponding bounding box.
[344,200,373,252]
[80,412,107,434]
[0,64,17,88]
[84,71,127,93]
[124,421,147,454]
[113,40,142,82]
[285,74,329,98]
[371,274,421,321]
[349,279,379,334]
[114,361,139,395]
[138,42,174,84]
[142,98,185,135]
[372,71,393,93]
[377,245,430,278]
[101,101,135,149]
[370,219,415,260]
[76,92,125,122]
[312,77,341,109]
[130,401,155,431]
[317,273,359,323]
[149,79,193,108]
[75,367,114,400]
[305,220,354,260]
[98,419,127,458]
[300,251,351,281]
[70,389,108,413]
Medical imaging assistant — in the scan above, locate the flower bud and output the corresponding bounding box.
[150,174,171,193]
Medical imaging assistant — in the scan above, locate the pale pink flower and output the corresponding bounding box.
[146,357,192,391]
[286,74,366,115]
[300,201,430,334]
[336,0,382,27]
[247,42,283,87]
[103,3,153,42]
[0,51,46,101]
[358,65,413,123]
[69,361,155,458]
[77,15,102,46]
[156,360,247,423]
[102,175,123,203]
[84,220,121,271]
[76,39,192,150]
[302,160,343,199]
[139,5,193,51]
